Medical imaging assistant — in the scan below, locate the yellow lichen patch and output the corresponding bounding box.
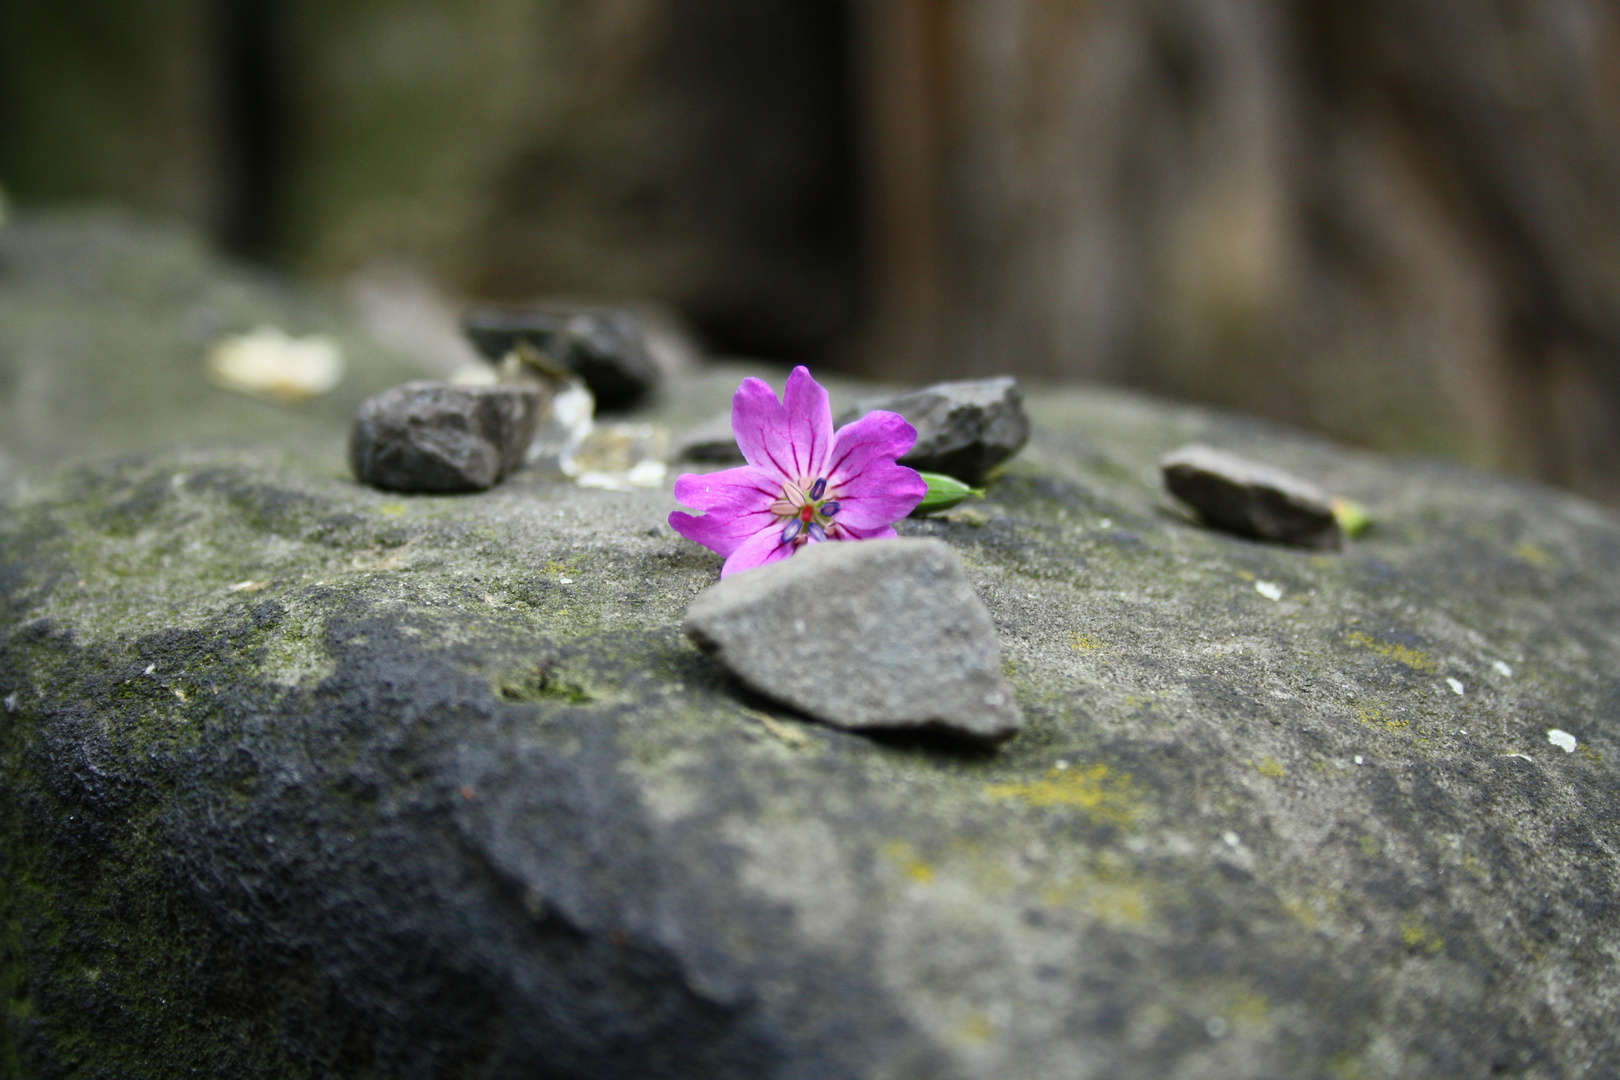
[1358,834,1382,858]
[376,503,407,517]
[1329,1051,1369,1080]
[1356,703,1409,732]
[881,841,936,885]
[1253,757,1285,778]
[1399,914,1444,954]
[953,1015,994,1044]
[1280,888,1343,931]
[1070,632,1107,652]
[1345,632,1436,673]
[1460,853,1489,882]
[985,763,1142,825]
[1039,858,1152,928]
[1225,992,1270,1027]
[1512,541,1555,568]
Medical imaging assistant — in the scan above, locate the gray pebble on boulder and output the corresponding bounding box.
[684,538,1023,741]
[461,305,661,411]
[1161,442,1343,549]
[837,376,1030,483]
[350,381,542,493]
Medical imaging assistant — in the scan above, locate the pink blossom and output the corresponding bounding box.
[670,367,927,577]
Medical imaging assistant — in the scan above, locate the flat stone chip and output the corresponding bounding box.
[1161,442,1343,549]
[684,538,1023,741]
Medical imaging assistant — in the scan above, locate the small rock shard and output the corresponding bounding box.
[1547,728,1577,753]
[1161,444,1343,549]
[683,538,1023,741]
[461,305,661,411]
[349,382,542,493]
[837,377,1030,484]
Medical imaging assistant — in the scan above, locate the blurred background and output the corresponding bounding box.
[3,0,1619,502]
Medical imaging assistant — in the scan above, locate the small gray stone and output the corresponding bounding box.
[461,305,661,411]
[837,376,1030,483]
[1161,443,1342,549]
[672,409,744,463]
[349,381,542,493]
[684,538,1023,741]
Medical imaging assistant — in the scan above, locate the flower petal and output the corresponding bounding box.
[672,466,779,514]
[831,522,899,542]
[825,462,927,529]
[826,409,918,490]
[669,503,781,559]
[730,377,798,484]
[720,523,797,577]
[780,365,834,480]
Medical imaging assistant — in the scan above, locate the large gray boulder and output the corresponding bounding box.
[3,219,1620,1079]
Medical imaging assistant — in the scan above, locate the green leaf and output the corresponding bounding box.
[911,472,983,515]
[1331,498,1372,539]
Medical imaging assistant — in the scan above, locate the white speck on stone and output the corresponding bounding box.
[1206,1017,1229,1039]
[1447,677,1464,695]
[1054,759,1070,771]
[3,693,17,713]
[1354,755,1365,765]
[1547,729,1577,754]
[558,576,574,585]
[144,664,156,675]
[1255,581,1282,601]
[793,618,807,635]
[1493,660,1513,678]
[1222,831,1241,848]
[1099,518,1112,528]
[1504,753,1534,762]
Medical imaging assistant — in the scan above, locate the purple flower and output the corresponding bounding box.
[670,366,927,577]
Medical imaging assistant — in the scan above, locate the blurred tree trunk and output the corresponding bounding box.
[855,0,1620,501]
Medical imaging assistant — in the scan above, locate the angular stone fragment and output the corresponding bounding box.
[837,376,1030,483]
[461,305,661,411]
[349,381,541,493]
[1161,443,1342,549]
[684,538,1023,741]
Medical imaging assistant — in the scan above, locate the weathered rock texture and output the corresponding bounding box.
[4,356,1620,1077]
[349,382,542,493]
[684,538,1022,741]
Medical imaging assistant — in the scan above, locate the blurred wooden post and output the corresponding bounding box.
[850,0,950,383]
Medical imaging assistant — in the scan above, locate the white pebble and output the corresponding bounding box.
[1222,831,1241,848]
[1547,729,1577,754]
[1354,755,1364,765]
[1493,660,1513,678]
[1446,677,1464,696]
[558,576,574,585]
[1254,581,1282,601]
[1054,759,1070,771]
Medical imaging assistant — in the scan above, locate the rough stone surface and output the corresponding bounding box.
[1162,443,1343,550]
[462,306,662,411]
[349,381,542,493]
[838,377,1031,483]
[684,539,1022,742]
[5,222,1620,1079]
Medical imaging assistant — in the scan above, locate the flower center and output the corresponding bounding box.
[773,476,840,545]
